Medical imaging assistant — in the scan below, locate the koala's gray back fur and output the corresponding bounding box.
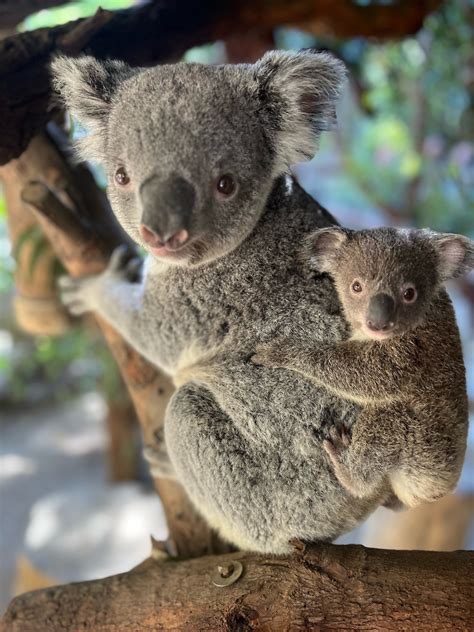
[151,178,379,552]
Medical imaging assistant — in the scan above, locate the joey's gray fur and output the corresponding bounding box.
[52,51,467,553]
[254,227,472,508]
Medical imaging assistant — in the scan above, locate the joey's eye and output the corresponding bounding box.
[216,174,236,197]
[115,167,130,186]
[351,280,363,294]
[402,285,417,303]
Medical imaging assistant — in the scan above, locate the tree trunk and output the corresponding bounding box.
[1,544,473,631]
[0,126,231,558]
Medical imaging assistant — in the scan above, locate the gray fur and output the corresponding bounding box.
[255,227,472,508]
[52,52,463,554]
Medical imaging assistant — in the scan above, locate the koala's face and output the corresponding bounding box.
[103,65,274,265]
[307,227,474,341]
[52,52,346,266]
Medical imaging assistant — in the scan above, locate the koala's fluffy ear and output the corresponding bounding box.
[254,50,347,169]
[425,231,474,281]
[305,226,348,272]
[51,55,134,160]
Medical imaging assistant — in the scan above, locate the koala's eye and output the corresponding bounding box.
[402,285,417,303]
[351,280,363,294]
[115,167,130,186]
[216,174,236,197]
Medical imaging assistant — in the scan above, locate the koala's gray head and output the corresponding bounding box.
[51,51,346,266]
[306,226,474,340]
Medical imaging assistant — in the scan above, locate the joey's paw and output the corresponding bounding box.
[322,425,352,470]
[58,275,96,316]
[107,245,143,283]
[323,426,369,498]
[251,341,292,368]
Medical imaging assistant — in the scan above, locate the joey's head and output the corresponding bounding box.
[51,52,346,266]
[307,226,474,341]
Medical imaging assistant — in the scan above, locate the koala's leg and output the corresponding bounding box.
[323,403,412,499]
[164,382,283,554]
[389,418,466,508]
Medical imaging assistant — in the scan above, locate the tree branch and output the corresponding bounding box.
[1,544,473,631]
[0,0,443,164]
[0,126,232,558]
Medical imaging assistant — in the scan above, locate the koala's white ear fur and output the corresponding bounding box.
[254,50,347,170]
[306,226,348,272]
[428,232,474,280]
[51,55,133,161]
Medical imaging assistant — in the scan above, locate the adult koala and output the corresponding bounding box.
[53,51,386,553]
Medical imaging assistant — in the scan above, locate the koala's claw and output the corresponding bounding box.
[327,425,351,450]
[323,426,372,499]
[108,245,143,283]
[323,425,351,465]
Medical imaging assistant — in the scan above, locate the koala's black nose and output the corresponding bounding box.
[366,293,396,331]
[140,174,194,245]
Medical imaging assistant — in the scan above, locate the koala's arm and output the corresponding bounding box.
[253,339,416,404]
[59,247,159,363]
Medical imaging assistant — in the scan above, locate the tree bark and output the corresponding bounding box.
[0,126,231,558]
[0,0,443,164]
[1,544,473,631]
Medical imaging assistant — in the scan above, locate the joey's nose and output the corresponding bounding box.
[139,224,189,250]
[366,293,396,331]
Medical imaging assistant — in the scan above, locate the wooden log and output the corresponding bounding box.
[0,127,231,558]
[1,544,473,631]
[0,0,443,164]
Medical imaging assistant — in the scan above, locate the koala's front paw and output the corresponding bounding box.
[58,245,142,316]
[58,274,98,316]
[251,341,293,368]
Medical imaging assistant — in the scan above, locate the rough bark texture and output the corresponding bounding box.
[105,388,140,482]
[2,544,473,631]
[0,126,231,558]
[0,0,443,163]
[2,146,72,335]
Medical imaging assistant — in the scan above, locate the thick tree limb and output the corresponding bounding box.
[1,544,473,631]
[0,0,70,33]
[0,0,443,164]
[0,126,231,558]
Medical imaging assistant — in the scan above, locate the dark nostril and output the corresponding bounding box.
[140,224,189,250]
[140,224,162,246]
[367,320,394,332]
[164,229,189,249]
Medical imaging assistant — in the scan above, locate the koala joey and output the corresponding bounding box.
[254,227,472,508]
[51,50,467,554]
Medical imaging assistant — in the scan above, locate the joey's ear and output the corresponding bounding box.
[51,55,134,160]
[426,231,474,281]
[305,226,349,272]
[254,50,347,169]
